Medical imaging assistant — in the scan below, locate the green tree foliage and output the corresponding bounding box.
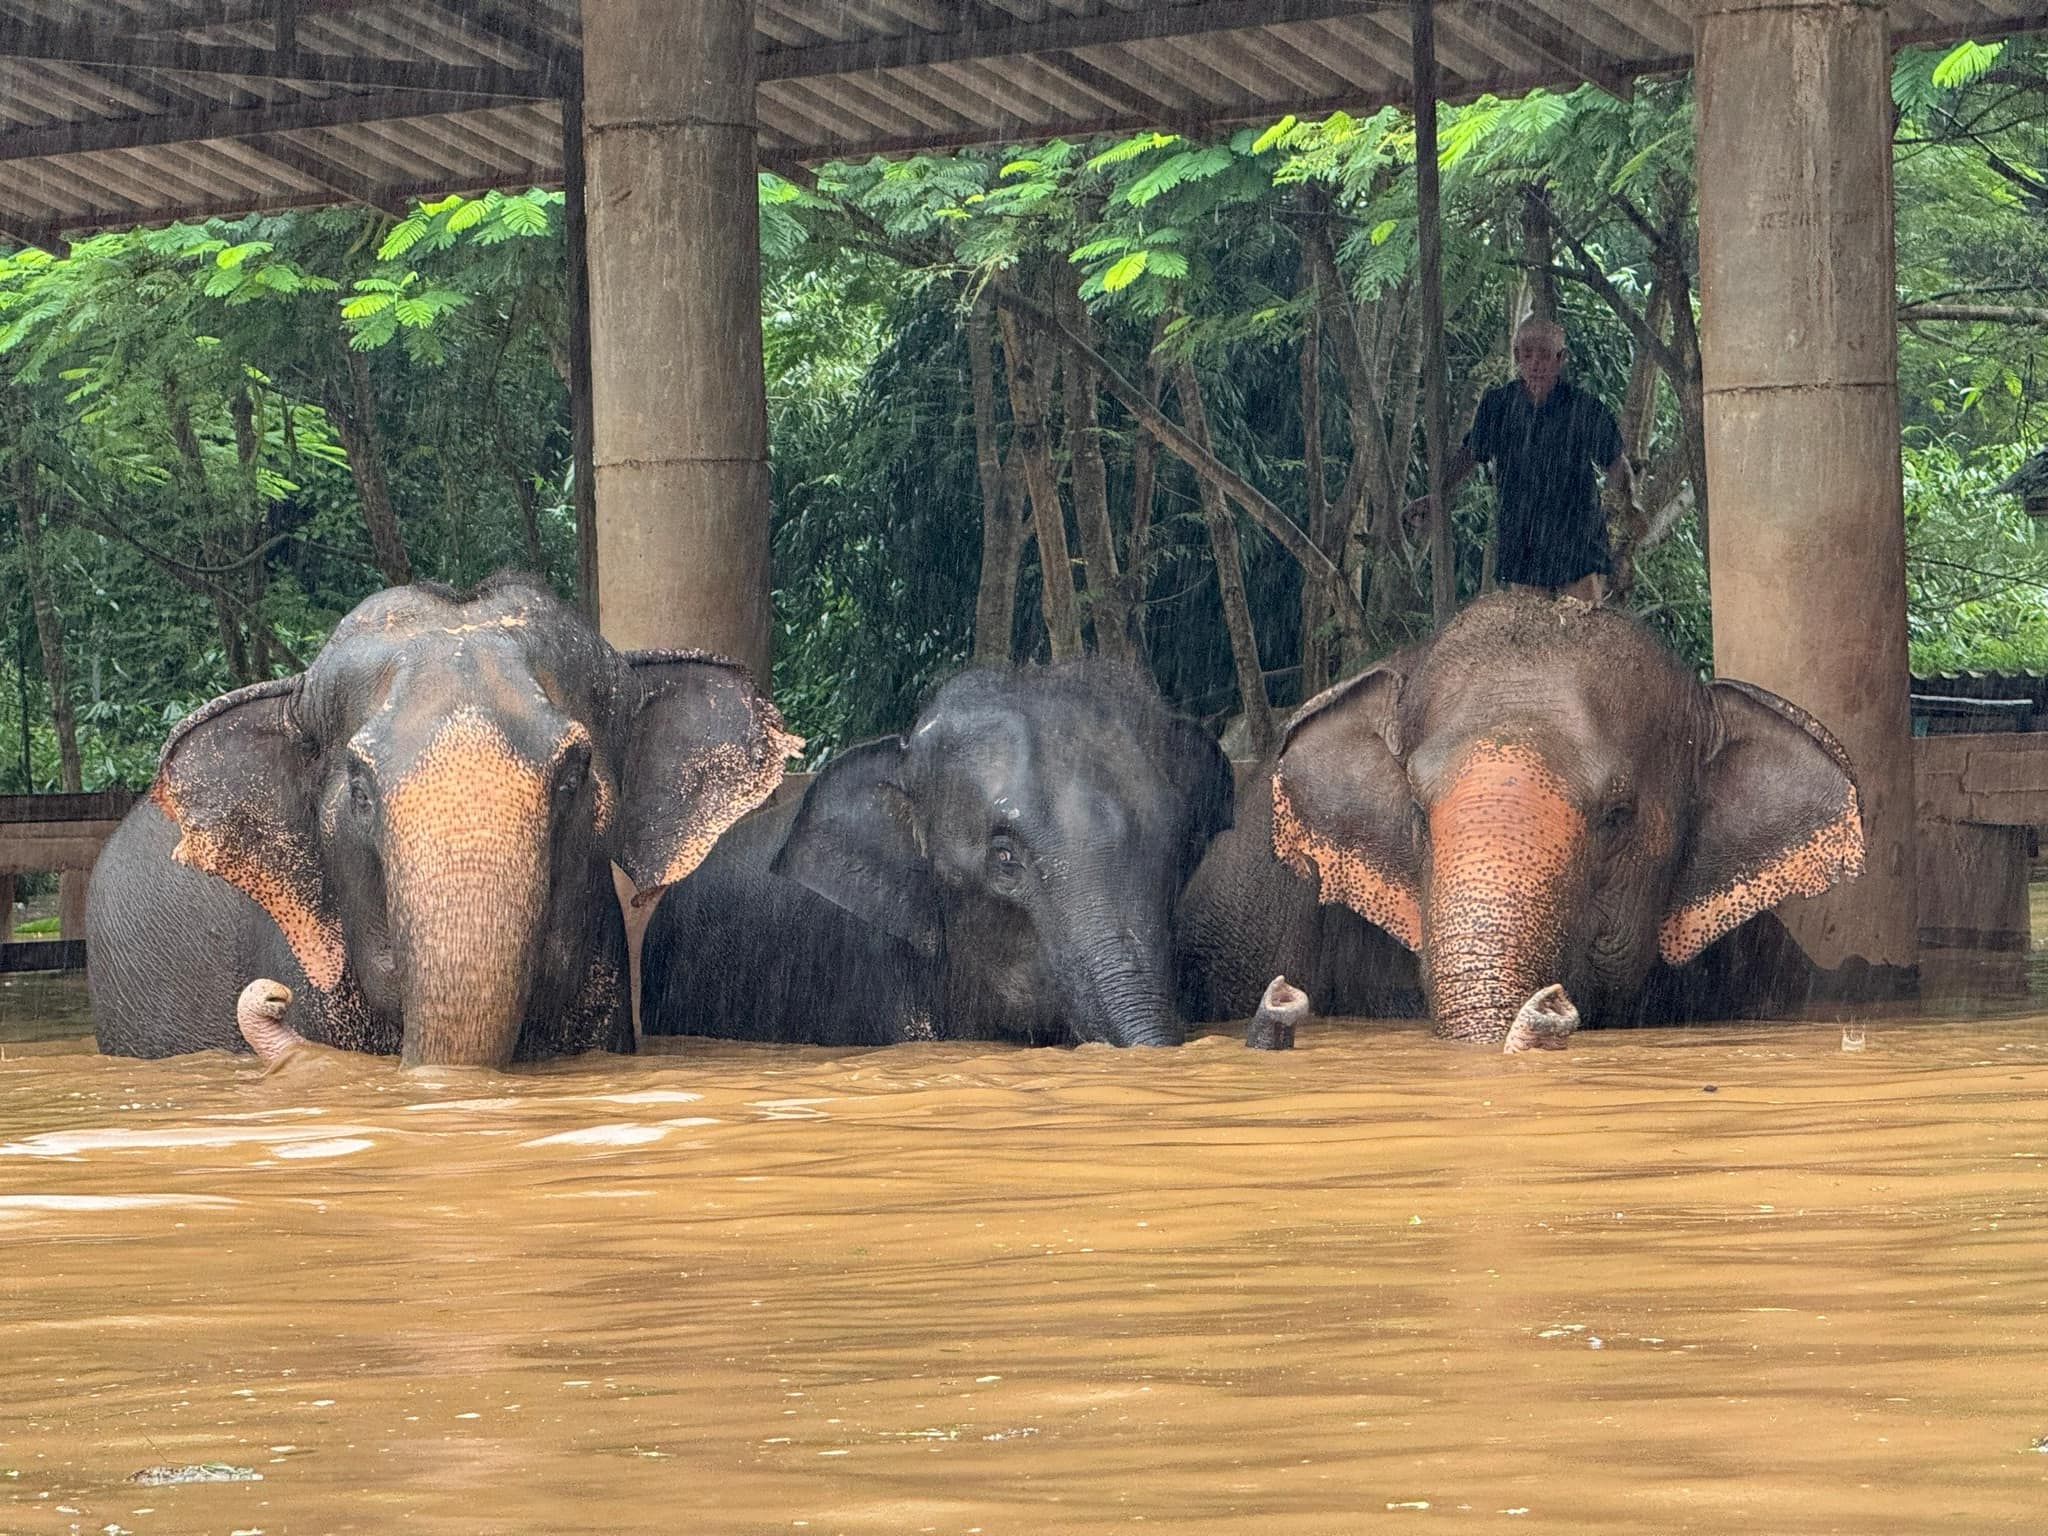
[3,37,2047,791]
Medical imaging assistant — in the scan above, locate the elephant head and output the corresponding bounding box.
[1270,594,1863,1044]
[151,575,798,1067]
[772,663,1234,1047]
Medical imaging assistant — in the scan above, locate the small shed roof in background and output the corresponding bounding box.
[0,1,2043,243]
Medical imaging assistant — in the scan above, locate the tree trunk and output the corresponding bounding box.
[1301,224,1416,658]
[1619,284,1669,465]
[1177,362,1276,759]
[1412,0,1456,629]
[969,296,1027,663]
[997,303,1083,661]
[1298,246,1335,696]
[1056,281,1137,665]
[14,593,33,790]
[6,421,82,795]
[998,286,1359,622]
[512,471,546,573]
[160,372,251,682]
[231,389,274,677]
[1657,236,1710,564]
[327,345,413,586]
[1518,181,1559,330]
[1122,314,1168,643]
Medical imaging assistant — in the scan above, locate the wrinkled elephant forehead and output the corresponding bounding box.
[1407,719,1630,808]
[309,633,588,750]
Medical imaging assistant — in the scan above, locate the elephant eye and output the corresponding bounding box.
[1598,801,1636,838]
[347,763,373,813]
[556,752,588,798]
[985,833,1026,885]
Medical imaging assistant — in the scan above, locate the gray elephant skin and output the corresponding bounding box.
[88,575,797,1067]
[641,662,1234,1048]
[1177,593,1865,1044]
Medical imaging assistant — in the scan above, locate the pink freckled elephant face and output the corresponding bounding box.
[1270,594,1864,1042]
[148,575,799,1067]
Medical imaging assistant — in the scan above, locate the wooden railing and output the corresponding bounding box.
[1,789,134,973]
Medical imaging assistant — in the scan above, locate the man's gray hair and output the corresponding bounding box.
[1514,315,1566,350]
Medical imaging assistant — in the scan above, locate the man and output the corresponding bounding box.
[1409,316,1639,603]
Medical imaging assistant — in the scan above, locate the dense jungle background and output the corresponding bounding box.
[2,37,2045,793]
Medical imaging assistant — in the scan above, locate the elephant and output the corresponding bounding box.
[640,661,1234,1048]
[1177,592,1865,1044]
[88,574,799,1067]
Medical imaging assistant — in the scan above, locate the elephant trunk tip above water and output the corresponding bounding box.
[1262,591,1867,1045]
[89,572,801,1069]
[236,978,299,1065]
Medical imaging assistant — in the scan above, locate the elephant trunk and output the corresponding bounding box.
[382,714,552,1068]
[1058,899,1185,1048]
[1423,743,1585,1045]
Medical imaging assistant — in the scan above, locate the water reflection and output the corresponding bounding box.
[1,1001,2044,1532]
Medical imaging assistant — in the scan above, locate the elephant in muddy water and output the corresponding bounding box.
[641,661,1234,1048]
[88,575,799,1067]
[1177,593,1865,1044]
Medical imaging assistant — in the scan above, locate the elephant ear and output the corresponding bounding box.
[1269,663,1423,951]
[151,676,350,993]
[617,652,804,907]
[1660,679,1865,966]
[771,736,941,958]
[1163,716,1236,887]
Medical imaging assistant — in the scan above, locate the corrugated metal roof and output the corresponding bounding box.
[0,1,2042,243]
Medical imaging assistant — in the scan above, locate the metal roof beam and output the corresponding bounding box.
[418,0,581,76]
[246,131,409,215]
[0,16,566,96]
[758,0,1401,81]
[1455,1,1633,101]
[0,87,520,162]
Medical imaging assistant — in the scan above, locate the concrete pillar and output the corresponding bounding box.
[1695,0,1916,983]
[581,0,773,679]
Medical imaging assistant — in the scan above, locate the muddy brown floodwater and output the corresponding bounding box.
[2,978,2045,1533]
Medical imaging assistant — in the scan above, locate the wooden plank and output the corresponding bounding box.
[0,791,134,823]
[0,826,124,875]
[1913,732,2048,826]
[0,938,88,975]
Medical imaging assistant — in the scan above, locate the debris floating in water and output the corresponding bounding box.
[129,1464,263,1486]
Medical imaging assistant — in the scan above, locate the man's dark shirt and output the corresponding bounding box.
[1465,377,1624,588]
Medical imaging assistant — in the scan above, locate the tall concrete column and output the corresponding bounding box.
[1695,0,1916,982]
[581,0,773,679]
